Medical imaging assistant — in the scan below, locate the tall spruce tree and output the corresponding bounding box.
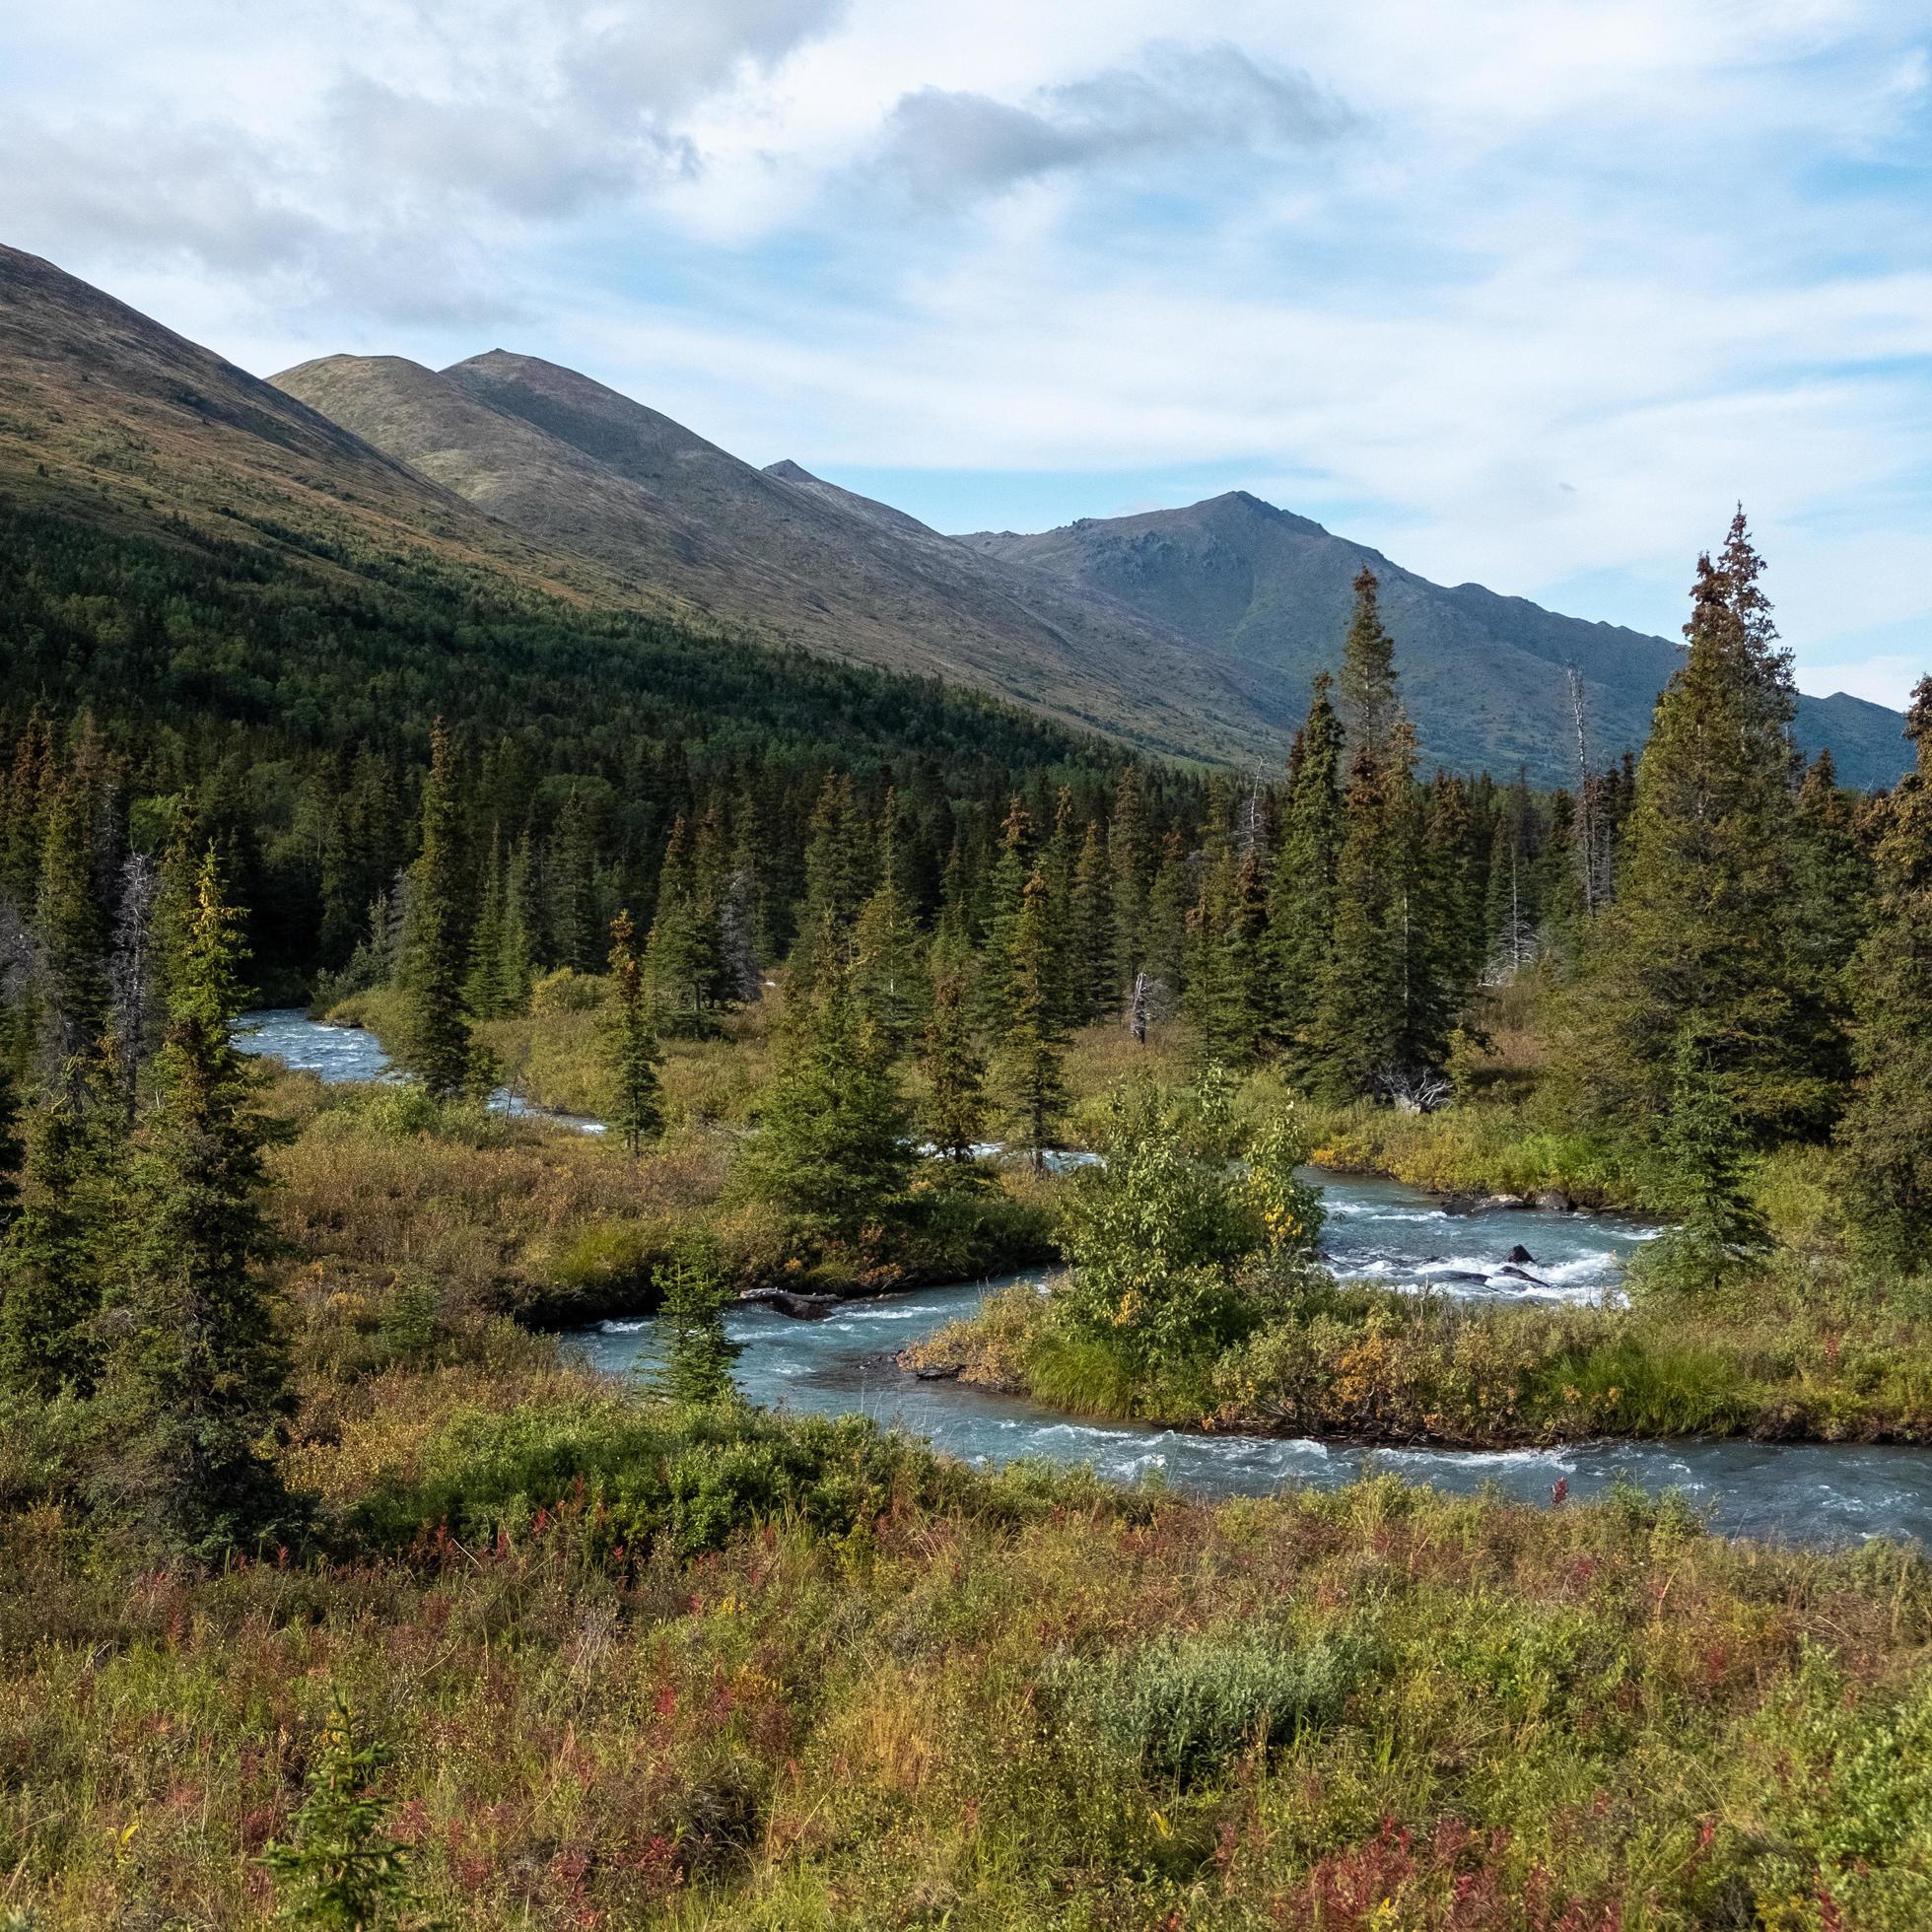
[1069,818,1116,1025]
[1109,766,1150,1002]
[644,815,728,1038]
[462,822,513,1020]
[546,788,598,974]
[604,910,663,1156]
[1306,738,1407,1100]
[850,807,929,1055]
[1268,676,1345,1073]
[395,722,472,1098]
[1565,515,1824,1141]
[976,798,1034,1034]
[96,848,293,1555]
[921,963,990,1161]
[1836,678,1932,1269]
[998,863,1070,1168]
[1339,566,1400,767]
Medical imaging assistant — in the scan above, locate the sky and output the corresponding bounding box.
[5,0,1930,706]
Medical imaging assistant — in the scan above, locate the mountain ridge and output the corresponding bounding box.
[0,241,1908,787]
[959,491,1908,785]
[271,348,1274,764]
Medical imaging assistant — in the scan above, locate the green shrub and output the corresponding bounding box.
[529,968,611,1015]
[1050,1628,1361,1787]
[346,1398,990,1561]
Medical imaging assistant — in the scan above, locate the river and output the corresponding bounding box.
[239,1009,1932,1548]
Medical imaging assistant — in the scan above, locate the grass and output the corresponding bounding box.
[10,1373,1932,1928]
[910,1263,1932,1447]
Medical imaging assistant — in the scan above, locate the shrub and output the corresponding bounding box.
[1050,1628,1361,1787]
[346,1398,986,1561]
[529,968,610,1015]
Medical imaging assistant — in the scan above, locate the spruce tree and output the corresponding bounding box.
[97,848,293,1555]
[35,760,111,1072]
[1184,803,1268,1068]
[604,910,663,1156]
[1268,675,1345,1074]
[998,864,1070,1168]
[1306,740,1406,1100]
[644,815,728,1039]
[1143,830,1193,1002]
[546,787,598,974]
[1837,679,1932,1269]
[1109,766,1150,1001]
[1339,566,1400,767]
[743,970,914,1247]
[850,810,929,1055]
[1566,516,1823,1141]
[1638,1026,1773,1303]
[1069,818,1116,1025]
[499,829,538,1013]
[1400,770,1475,1076]
[462,822,512,1020]
[0,1087,108,1400]
[262,1693,425,1931]
[793,774,869,992]
[395,722,471,1098]
[1043,787,1080,1028]
[649,1235,741,1405]
[921,963,990,1161]
[1787,750,1869,1095]
[976,798,1033,1033]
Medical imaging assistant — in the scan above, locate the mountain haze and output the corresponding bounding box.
[962,492,1909,788]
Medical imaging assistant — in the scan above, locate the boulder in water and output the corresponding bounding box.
[1442,1192,1531,1215]
[767,1290,840,1321]
[1494,1265,1552,1288]
[1505,1244,1539,1266]
[1535,1188,1574,1212]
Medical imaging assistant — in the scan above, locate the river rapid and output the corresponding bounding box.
[240,1008,1932,1549]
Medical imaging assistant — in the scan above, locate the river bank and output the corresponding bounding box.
[240,1009,1932,1537]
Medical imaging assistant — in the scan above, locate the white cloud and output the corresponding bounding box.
[870,42,1352,207]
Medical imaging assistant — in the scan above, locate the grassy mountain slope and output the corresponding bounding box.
[0,243,647,614]
[963,491,1911,787]
[0,244,1129,800]
[272,351,1272,764]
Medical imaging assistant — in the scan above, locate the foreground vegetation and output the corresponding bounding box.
[12,1362,1932,1930]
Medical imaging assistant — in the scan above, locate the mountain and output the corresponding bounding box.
[270,351,1275,765]
[0,242,1908,788]
[0,243,643,613]
[0,242,1116,827]
[961,492,1911,789]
